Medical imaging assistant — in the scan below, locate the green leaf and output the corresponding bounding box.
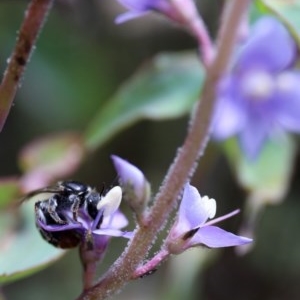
[84,51,204,151]
[223,134,296,203]
[0,179,20,209]
[257,0,300,48]
[0,202,65,283]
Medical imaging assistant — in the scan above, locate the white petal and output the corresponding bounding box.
[202,196,216,219]
[97,186,122,217]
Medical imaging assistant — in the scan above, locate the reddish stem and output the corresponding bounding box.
[0,0,54,131]
[170,0,215,67]
[132,249,170,279]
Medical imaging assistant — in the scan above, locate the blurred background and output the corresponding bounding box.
[1,0,300,299]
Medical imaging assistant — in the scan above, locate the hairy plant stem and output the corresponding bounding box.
[78,1,251,299]
[132,248,170,279]
[0,0,53,131]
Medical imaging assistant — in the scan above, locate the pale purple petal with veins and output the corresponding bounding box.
[166,184,252,253]
[176,184,212,232]
[190,226,252,248]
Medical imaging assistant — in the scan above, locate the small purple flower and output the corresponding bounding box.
[111,155,150,214]
[36,186,132,252]
[213,16,300,159]
[166,184,252,254]
[115,0,174,23]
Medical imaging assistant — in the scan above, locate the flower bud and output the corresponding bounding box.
[111,155,151,216]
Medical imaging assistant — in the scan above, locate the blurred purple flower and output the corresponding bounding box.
[37,186,132,252]
[115,0,174,23]
[166,184,252,254]
[213,16,300,159]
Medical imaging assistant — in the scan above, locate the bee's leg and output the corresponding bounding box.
[35,201,46,223]
[69,195,81,221]
[48,196,67,224]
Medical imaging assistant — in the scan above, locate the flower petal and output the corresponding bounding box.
[201,196,216,219]
[177,184,213,232]
[93,228,133,238]
[236,17,296,72]
[274,72,300,132]
[115,0,155,23]
[102,210,129,229]
[111,155,149,202]
[115,0,175,23]
[213,76,247,140]
[213,96,246,140]
[117,0,151,10]
[115,11,149,24]
[37,219,83,232]
[238,117,271,160]
[190,225,252,248]
[97,186,122,217]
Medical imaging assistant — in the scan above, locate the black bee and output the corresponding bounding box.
[22,180,103,248]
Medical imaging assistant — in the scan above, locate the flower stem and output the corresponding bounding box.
[82,260,97,291]
[0,0,54,131]
[79,241,103,290]
[132,248,170,279]
[170,0,215,67]
[78,1,251,299]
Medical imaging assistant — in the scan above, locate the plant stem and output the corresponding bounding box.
[132,248,170,279]
[170,0,215,67]
[80,245,98,291]
[78,0,251,299]
[0,0,54,131]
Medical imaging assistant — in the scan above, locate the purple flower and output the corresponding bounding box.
[111,155,150,214]
[115,0,174,23]
[213,17,300,159]
[166,184,252,254]
[36,186,132,252]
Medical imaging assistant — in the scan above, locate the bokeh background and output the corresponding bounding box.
[1,1,300,299]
